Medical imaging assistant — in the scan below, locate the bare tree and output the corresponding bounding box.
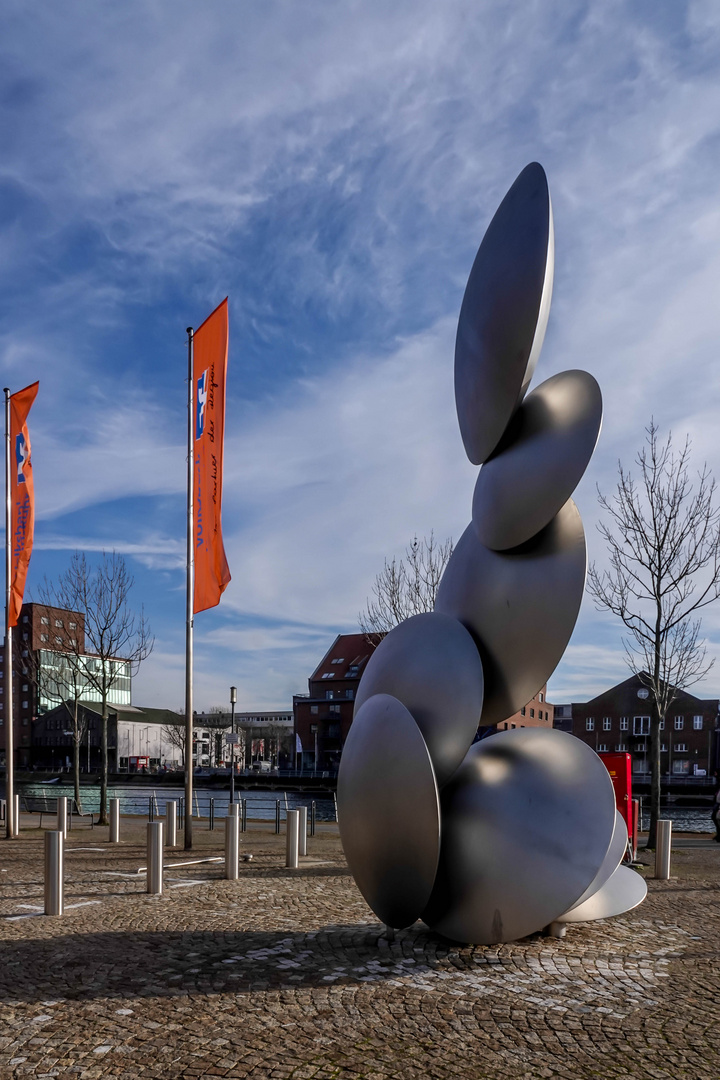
[161,720,186,768]
[38,552,153,824]
[588,422,720,847]
[41,650,89,809]
[359,533,454,637]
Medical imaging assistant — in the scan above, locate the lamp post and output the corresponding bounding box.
[229,686,237,806]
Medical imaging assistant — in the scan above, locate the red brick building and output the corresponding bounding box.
[567,673,720,780]
[293,633,380,773]
[497,684,553,731]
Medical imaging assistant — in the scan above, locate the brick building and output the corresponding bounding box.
[568,673,720,779]
[496,684,553,731]
[293,633,380,773]
[0,602,131,770]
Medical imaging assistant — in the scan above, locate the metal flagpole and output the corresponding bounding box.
[4,388,15,839]
[185,329,194,850]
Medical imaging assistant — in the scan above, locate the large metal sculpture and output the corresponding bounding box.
[338,163,647,943]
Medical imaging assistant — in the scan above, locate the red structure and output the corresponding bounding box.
[599,750,633,851]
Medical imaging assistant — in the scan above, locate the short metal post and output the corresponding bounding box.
[0,798,5,825]
[225,810,240,879]
[547,921,566,938]
[655,818,672,880]
[13,794,20,837]
[110,798,120,843]
[241,798,247,833]
[44,830,64,916]
[631,799,639,861]
[147,821,163,895]
[209,798,215,831]
[286,809,300,869]
[166,800,177,847]
[275,799,281,835]
[298,805,307,856]
[148,796,154,822]
[310,800,316,837]
[56,796,67,840]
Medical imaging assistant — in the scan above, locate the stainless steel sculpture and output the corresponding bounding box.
[338,161,646,942]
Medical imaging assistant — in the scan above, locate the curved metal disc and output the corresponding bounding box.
[455,162,554,465]
[422,729,616,944]
[563,809,627,914]
[354,613,484,788]
[556,865,647,924]
[435,499,586,727]
[337,693,440,929]
[472,370,603,550]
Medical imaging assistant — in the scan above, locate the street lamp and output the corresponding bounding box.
[229,686,237,805]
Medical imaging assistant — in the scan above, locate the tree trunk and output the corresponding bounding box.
[99,698,108,826]
[648,702,661,848]
[72,701,81,811]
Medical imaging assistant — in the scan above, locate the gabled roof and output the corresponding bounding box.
[573,672,716,709]
[310,632,383,683]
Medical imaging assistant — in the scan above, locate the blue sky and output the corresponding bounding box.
[3,0,720,711]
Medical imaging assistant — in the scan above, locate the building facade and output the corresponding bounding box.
[495,684,553,731]
[293,633,379,773]
[569,674,720,780]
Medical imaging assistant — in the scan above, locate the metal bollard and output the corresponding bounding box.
[13,794,20,837]
[631,799,640,861]
[209,798,215,831]
[310,800,316,837]
[44,830,64,916]
[147,821,164,895]
[286,809,300,869]
[148,796,154,822]
[298,806,307,856]
[241,798,247,833]
[655,819,672,880]
[56,796,68,840]
[0,798,5,825]
[547,921,566,938]
[225,811,240,879]
[166,801,177,847]
[275,799,281,835]
[110,798,120,843]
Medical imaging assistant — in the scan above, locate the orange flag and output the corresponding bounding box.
[9,381,39,627]
[193,299,231,613]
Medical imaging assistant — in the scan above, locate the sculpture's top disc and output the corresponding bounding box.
[435,499,586,727]
[562,809,627,915]
[337,693,440,929]
[354,612,484,788]
[455,162,554,465]
[472,370,603,551]
[422,728,617,944]
[557,864,647,924]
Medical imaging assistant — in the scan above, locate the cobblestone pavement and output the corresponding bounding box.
[1,818,719,1079]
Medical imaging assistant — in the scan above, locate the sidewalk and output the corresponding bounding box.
[1,821,719,1079]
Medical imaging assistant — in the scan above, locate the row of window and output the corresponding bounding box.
[520,707,550,720]
[597,742,689,753]
[586,715,704,732]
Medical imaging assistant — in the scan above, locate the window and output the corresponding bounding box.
[511,723,516,729]
[530,709,535,718]
[329,705,340,715]
[345,690,354,700]
[321,672,335,679]
[539,692,544,702]
[325,691,333,700]
[40,634,48,642]
[598,744,608,752]
[615,743,627,752]
[310,706,318,715]
[674,716,684,730]
[310,724,318,733]
[41,617,49,625]
[327,723,341,739]
[22,615,28,623]
[520,706,526,716]
[331,658,344,664]
[659,718,665,729]
[22,632,28,641]
[693,716,703,730]
[69,621,76,630]
[620,717,629,731]
[545,711,550,721]
[633,716,650,735]
[660,744,667,752]
[22,717,28,726]
[603,717,611,731]
[54,636,62,644]
[503,722,508,729]
[586,717,595,731]
[22,684,28,692]
[675,743,687,753]
[673,759,690,775]
[55,619,63,627]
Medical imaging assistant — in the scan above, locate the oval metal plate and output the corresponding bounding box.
[422,728,616,944]
[472,370,603,550]
[455,162,554,465]
[557,864,648,924]
[562,809,627,915]
[354,613,484,788]
[337,693,440,929]
[435,499,586,727]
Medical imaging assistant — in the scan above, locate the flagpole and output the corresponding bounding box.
[185,328,194,849]
[3,388,15,839]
